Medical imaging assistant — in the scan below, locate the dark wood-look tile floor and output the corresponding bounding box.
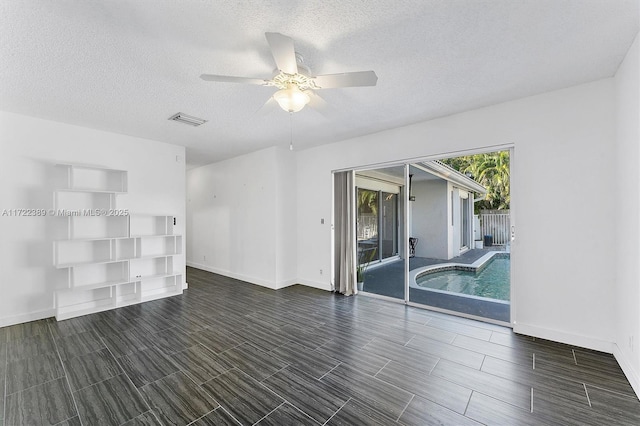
[1,266,640,425]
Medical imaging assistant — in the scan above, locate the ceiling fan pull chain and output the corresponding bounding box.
[289,112,294,151]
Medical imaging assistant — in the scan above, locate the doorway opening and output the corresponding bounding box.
[408,151,511,322]
[337,149,512,325]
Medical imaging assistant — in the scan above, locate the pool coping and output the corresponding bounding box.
[409,251,510,305]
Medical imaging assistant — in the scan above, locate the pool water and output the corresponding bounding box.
[415,257,510,301]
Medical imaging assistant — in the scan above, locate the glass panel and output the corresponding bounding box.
[355,166,405,300]
[357,188,379,264]
[380,192,398,259]
[408,155,510,323]
[461,196,470,249]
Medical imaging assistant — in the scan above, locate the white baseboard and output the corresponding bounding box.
[274,279,298,290]
[0,308,55,328]
[296,279,332,292]
[187,262,278,289]
[613,343,640,399]
[513,322,613,353]
[187,262,332,292]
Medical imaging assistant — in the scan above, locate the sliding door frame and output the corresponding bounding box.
[331,143,515,327]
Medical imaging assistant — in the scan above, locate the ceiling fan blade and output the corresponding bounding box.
[313,71,378,88]
[200,74,268,85]
[265,32,298,74]
[306,91,328,113]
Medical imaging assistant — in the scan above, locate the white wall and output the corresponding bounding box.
[186,146,297,289]
[296,78,617,351]
[411,179,449,259]
[614,32,640,396]
[0,111,186,327]
[275,147,298,285]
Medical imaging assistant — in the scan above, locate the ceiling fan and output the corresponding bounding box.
[200,32,378,113]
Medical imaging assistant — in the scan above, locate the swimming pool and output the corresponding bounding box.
[415,255,510,301]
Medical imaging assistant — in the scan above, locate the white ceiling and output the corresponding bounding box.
[1,1,638,168]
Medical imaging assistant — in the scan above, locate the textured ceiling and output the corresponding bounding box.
[1,1,638,167]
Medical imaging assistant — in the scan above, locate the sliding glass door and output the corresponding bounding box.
[356,166,406,300]
[407,154,511,324]
[339,149,513,325]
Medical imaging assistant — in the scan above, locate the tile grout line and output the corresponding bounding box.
[532,353,535,369]
[99,336,154,414]
[318,362,342,381]
[47,321,85,426]
[198,336,244,357]
[148,408,164,426]
[322,397,351,426]
[404,335,416,347]
[169,344,212,385]
[374,359,392,377]
[278,396,323,425]
[260,363,291,383]
[586,383,638,399]
[68,337,129,391]
[530,388,534,413]
[463,390,474,416]
[217,405,243,426]
[252,401,285,425]
[185,408,216,426]
[395,393,415,422]
[361,338,374,350]
[583,383,592,407]
[5,374,73,397]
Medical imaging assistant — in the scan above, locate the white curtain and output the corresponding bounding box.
[334,171,356,295]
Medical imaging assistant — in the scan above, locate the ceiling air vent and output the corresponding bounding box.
[168,112,207,127]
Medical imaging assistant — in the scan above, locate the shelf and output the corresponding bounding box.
[116,296,142,308]
[55,302,116,321]
[131,272,181,281]
[53,164,181,321]
[141,289,182,303]
[135,253,181,261]
[56,164,128,193]
[130,215,174,237]
[55,188,127,194]
[55,286,115,320]
[55,253,180,269]
[54,239,112,268]
[55,258,126,269]
[56,236,132,243]
[116,282,140,306]
[56,235,181,243]
[68,215,129,240]
[70,279,132,291]
[56,259,114,269]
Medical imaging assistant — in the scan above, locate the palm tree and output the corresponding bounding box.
[442,151,510,211]
[357,189,378,215]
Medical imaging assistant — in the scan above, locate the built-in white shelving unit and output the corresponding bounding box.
[53,164,183,320]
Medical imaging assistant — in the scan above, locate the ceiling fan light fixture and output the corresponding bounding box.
[273,84,310,112]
